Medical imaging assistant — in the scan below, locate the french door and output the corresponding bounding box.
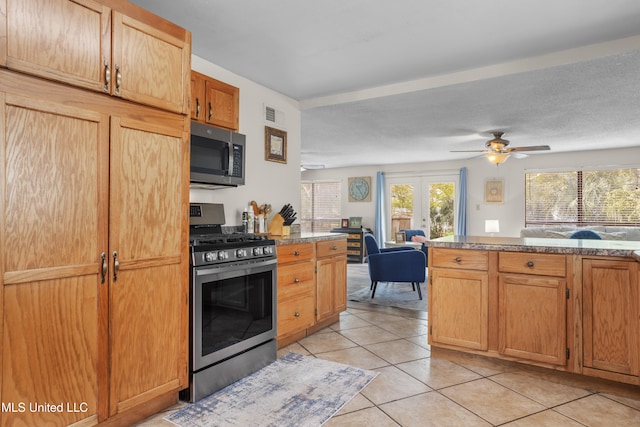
[388,175,458,239]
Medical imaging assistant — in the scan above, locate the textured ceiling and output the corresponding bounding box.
[131,0,640,168]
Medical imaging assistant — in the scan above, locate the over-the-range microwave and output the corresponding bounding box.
[190,122,246,188]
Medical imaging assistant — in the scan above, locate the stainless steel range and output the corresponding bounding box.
[184,203,277,402]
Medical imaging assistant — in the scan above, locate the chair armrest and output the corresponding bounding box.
[380,246,415,253]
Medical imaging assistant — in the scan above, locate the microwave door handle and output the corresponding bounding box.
[226,141,234,176]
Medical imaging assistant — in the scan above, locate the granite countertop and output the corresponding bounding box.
[425,235,640,262]
[272,232,348,245]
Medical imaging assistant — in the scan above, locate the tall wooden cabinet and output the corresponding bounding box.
[0,1,191,426]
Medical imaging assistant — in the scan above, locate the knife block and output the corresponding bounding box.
[268,213,290,236]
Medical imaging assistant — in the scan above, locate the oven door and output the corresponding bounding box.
[192,258,277,371]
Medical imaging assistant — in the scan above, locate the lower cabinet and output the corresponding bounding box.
[276,238,347,347]
[582,258,639,379]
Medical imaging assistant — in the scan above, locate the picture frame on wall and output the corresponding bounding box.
[484,179,504,204]
[265,126,287,163]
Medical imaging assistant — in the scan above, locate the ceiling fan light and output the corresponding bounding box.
[486,152,510,165]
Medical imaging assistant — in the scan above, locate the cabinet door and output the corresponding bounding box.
[112,11,190,114]
[205,78,239,130]
[498,274,567,365]
[583,259,639,376]
[108,116,188,416]
[190,71,206,121]
[333,255,348,313]
[1,93,109,425]
[429,269,488,350]
[4,0,111,93]
[316,257,334,321]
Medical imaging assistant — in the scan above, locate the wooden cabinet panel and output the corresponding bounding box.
[277,294,315,337]
[430,269,489,350]
[204,78,239,130]
[108,116,187,416]
[316,239,348,322]
[276,242,315,264]
[583,259,639,376]
[190,71,206,121]
[499,252,566,277]
[498,274,567,365]
[431,248,489,271]
[5,0,111,92]
[112,11,190,114]
[317,239,347,258]
[1,91,108,426]
[277,260,315,300]
[4,0,191,114]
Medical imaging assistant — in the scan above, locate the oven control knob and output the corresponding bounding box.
[218,250,228,260]
[236,248,247,258]
[253,247,263,256]
[204,251,216,262]
[263,246,274,255]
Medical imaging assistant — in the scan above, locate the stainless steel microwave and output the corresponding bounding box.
[190,122,245,188]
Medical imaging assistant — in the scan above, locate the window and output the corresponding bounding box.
[525,168,640,226]
[300,181,341,232]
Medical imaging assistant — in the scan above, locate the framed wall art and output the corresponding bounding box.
[265,126,287,163]
[348,176,371,202]
[484,179,504,204]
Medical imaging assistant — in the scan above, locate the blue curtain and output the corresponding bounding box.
[456,167,468,236]
[374,171,386,243]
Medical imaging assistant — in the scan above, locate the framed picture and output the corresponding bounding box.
[348,217,362,228]
[485,179,504,204]
[341,218,349,228]
[265,126,287,163]
[395,231,406,243]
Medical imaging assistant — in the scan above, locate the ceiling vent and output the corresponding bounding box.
[264,105,286,129]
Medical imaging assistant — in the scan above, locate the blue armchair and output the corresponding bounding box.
[364,234,426,300]
[400,229,428,259]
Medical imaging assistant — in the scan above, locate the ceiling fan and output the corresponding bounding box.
[451,132,550,165]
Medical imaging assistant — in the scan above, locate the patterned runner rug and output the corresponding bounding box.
[164,353,377,427]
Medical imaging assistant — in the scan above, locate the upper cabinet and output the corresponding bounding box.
[191,70,239,131]
[2,0,191,114]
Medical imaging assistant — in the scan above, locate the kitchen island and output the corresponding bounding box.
[271,232,348,347]
[425,235,640,386]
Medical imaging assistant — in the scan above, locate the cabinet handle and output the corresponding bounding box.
[332,245,338,250]
[208,102,213,121]
[294,312,300,317]
[196,98,201,118]
[454,257,462,263]
[293,251,300,256]
[115,65,122,95]
[293,278,300,283]
[100,252,107,283]
[113,251,120,281]
[527,261,535,268]
[103,60,110,92]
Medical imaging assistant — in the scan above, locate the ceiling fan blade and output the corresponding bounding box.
[511,152,529,159]
[507,145,550,152]
[450,149,489,153]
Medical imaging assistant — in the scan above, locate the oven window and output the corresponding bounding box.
[200,270,273,357]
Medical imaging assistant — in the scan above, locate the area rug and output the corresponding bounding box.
[164,352,378,427]
[347,264,428,311]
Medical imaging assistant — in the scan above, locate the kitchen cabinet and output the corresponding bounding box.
[583,258,639,380]
[3,0,191,114]
[276,243,316,343]
[0,60,188,427]
[316,239,348,322]
[429,249,489,351]
[497,253,568,366]
[191,71,239,131]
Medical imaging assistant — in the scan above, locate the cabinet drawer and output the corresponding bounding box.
[431,248,489,271]
[277,243,315,263]
[277,294,315,337]
[317,239,347,258]
[499,252,566,277]
[278,260,315,300]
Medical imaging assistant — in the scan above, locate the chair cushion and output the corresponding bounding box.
[569,229,602,240]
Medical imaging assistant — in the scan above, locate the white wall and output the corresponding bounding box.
[301,146,640,238]
[189,55,302,226]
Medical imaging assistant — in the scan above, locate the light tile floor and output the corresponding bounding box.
[138,301,640,426]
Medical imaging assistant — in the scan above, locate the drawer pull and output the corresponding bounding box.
[294,312,300,317]
[293,251,300,256]
[332,245,338,250]
[454,257,462,263]
[527,261,535,268]
[293,278,300,283]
